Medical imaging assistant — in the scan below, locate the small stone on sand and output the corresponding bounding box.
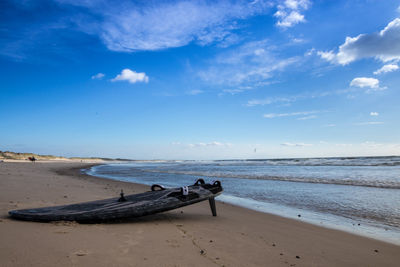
[296,255,300,259]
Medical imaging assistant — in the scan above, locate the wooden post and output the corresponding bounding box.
[209,197,217,216]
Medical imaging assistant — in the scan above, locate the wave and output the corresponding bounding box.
[135,168,400,189]
[121,156,400,166]
[214,156,400,166]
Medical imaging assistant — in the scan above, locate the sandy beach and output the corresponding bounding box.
[0,161,399,267]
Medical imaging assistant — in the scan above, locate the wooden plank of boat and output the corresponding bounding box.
[8,179,223,223]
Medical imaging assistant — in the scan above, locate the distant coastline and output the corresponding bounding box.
[0,150,131,162]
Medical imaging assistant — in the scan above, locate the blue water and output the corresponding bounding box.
[85,156,400,245]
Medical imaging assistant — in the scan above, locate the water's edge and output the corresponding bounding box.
[84,164,400,246]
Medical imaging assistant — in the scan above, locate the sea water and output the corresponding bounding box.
[86,156,400,245]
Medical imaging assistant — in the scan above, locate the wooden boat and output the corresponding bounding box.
[9,179,222,223]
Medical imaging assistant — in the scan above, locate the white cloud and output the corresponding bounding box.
[350,77,379,89]
[281,142,312,147]
[61,0,272,52]
[323,124,336,127]
[284,0,310,9]
[370,112,379,116]
[373,64,399,75]
[276,11,304,27]
[317,50,335,61]
[91,73,105,79]
[318,18,400,64]
[274,0,311,28]
[263,110,319,118]
[112,69,149,84]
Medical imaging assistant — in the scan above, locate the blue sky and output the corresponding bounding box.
[1,0,400,159]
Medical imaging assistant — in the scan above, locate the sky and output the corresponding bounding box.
[1,0,400,160]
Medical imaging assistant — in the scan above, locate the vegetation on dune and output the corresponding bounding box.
[0,151,128,161]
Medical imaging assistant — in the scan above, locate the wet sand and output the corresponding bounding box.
[0,161,399,266]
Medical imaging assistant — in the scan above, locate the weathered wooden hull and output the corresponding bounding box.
[9,180,223,223]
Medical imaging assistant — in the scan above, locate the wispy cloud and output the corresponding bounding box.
[370,112,379,116]
[1,0,275,60]
[274,0,312,28]
[246,86,367,107]
[199,39,299,87]
[297,115,317,120]
[318,18,400,64]
[111,69,149,84]
[355,121,384,125]
[58,0,272,52]
[186,89,204,95]
[171,141,232,148]
[247,96,296,107]
[91,73,105,80]
[281,142,312,147]
[222,87,254,95]
[373,64,399,75]
[0,4,83,61]
[335,143,353,147]
[361,141,384,148]
[263,110,319,118]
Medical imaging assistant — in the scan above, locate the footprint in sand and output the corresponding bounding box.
[54,231,69,234]
[117,229,144,255]
[166,239,180,248]
[74,250,89,256]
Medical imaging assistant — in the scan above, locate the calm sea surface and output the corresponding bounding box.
[86,156,400,244]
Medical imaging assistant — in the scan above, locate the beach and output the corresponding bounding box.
[1,161,399,267]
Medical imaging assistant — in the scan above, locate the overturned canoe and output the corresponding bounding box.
[9,179,222,223]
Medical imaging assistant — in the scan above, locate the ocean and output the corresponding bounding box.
[85,156,400,245]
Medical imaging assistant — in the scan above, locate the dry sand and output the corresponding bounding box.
[0,161,399,267]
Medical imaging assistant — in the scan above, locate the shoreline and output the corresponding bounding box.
[86,162,400,246]
[1,161,399,266]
